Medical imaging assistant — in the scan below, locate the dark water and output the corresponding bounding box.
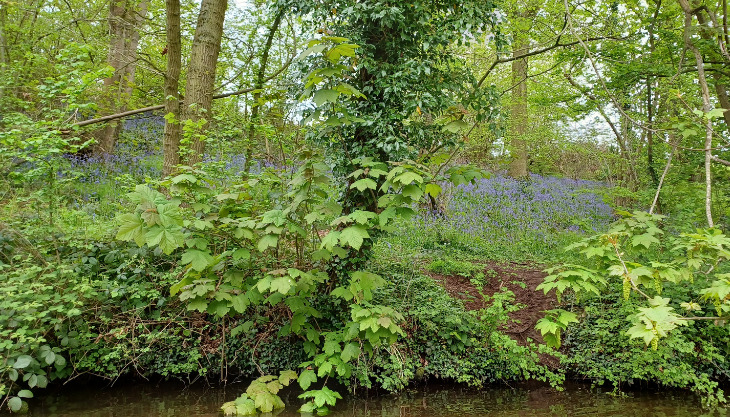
[13,382,727,417]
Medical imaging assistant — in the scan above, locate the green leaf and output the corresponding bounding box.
[232,248,251,261]
[145,225,185,254]
[401,184,423,201]
[341,343,360,362]
[188,297,208,313]
[279,370,298,386]
[258,234,279,252]
[313,89,340,106]
[350,178,377,191]
[348,210,377,225]
[13,355,32,369]
[116,213,145,246]
[298,369,317,390]
[8,397,22,412]
[262,209,287,227]
[425,183,442,198]
[181,249,214,272]
[338,225,370,250]
[442,119,469,133]
[632,233,660,249]
[270,276,294,294]
[17,390,33,398]
[157,204,183,227]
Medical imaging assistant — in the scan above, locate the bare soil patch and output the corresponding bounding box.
[426,260,556,346]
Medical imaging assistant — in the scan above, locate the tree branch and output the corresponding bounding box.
[69,56,294,129]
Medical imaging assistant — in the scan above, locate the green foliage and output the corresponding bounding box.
[536,211,730,404]
[535,309,578,348]
[220,371,297,416]
[426,258,481,278]
[0,262,83,412]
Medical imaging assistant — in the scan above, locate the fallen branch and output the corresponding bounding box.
[69,55,294,129]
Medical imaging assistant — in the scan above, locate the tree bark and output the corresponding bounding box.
[180,0,227,166]
[0,2,8,106]
[507,34,529,179]
[680,0,714,227]
[162,0,182,177]
[93,0,148,154]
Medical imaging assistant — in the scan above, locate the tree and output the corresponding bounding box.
[93,0,149,154]
[162,0,182,176]
[288,1,501,209]
[179,0,228,166]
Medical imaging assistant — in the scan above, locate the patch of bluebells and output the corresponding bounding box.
[396,174,614,259]
[61,115,288,217]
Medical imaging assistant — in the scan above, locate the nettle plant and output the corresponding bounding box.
[535,211,730,351]
[116,37,486,416]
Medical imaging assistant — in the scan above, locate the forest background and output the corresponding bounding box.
[0,0,729,414]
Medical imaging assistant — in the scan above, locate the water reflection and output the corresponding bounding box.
[13,381,726,417]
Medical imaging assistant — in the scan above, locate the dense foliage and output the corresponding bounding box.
[0,0,728,414]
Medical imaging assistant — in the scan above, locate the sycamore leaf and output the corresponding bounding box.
[158,204,183,227]
[313,89,340,106]
[392,171,423,185]
[258,234,279,252]
[116,213,145,246]
[232,248,251,261]
[279,370,298,386]
[402,184,424,201]
[350,178,377,191]
[339,225,370,250]
[632,233,661,249]
[348,210,377,225]
[341,342,361,362]
[298,369,317,390]
[320,231,341,250]
[181,249,214,272]
[145,225,185,254]
[262,209,287,227]
[270,276,294,294]
[425,183,442,198]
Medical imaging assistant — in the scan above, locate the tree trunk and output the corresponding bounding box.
[0,2,8,106]
[94,0,148,154]
[180,0,228,166]
[507,35,529,179]
[680,0,714,227]
[162,0,182,177]
[243,10,283,174]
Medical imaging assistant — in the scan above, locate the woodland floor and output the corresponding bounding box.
[426,261,556,348]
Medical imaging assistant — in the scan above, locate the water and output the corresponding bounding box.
[12,382,726,417]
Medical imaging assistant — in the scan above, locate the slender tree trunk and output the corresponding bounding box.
[508,35,529,178]
[94,0,148,154]
[180,0,228,166]
[162,0,182,177]
[647,78,658,186]
[0,2,8,106]
[243,10,283,174]
[680,0,714,227]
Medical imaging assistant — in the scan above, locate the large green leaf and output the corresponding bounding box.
[181,249,214,272]
[339,225,370,250]
[258,234,279,252]
[298,369,317,390]
[145,225,185,254]
[313,89,340,106]
[116,213,145,246]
